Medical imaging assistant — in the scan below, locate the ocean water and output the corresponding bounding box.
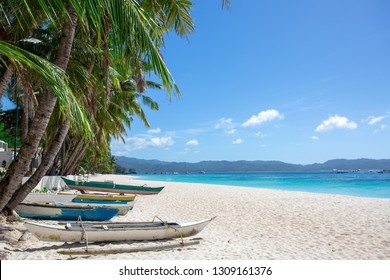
[134,172,390,199]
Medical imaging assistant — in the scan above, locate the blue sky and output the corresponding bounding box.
[3,1,387,165]
[111,0,390,164]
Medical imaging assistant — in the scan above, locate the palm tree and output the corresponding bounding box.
[0,2,83,212]
[0,0,195,214]
[0,64,14,99]
[56,0,196,174]
[0,0,231,214]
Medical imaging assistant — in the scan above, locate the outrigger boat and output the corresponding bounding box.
[24,193,135,216]
[76,202,133,216]
[25,192,136,205]
[25,193,77,203]
[24,217,215,242]
[15,202,119,221]
[71,193,136,204]
[61,177,164,195]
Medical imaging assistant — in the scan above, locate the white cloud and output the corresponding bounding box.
[183,128,205,135]
[315,115,357,132]
[215,118,234,129]
[362,116,385,125]
[242,109,283,127]
[311,136,319,140]
[186,139,199,146]
[147,128,161,134]
[225,129,237,135]
[255,131,266,138]
[232,138,243,144]
[369,116,384,125]
[123,136,174,151]
[374,125,387,133]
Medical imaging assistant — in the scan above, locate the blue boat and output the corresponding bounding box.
[15,202,119,221]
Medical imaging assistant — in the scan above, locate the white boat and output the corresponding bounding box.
[24,217,215,242]
[24,194,134,216]
[15,202,119,221]
[24,193,77,203]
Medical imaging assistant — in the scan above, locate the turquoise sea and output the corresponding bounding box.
[134,172,390,199]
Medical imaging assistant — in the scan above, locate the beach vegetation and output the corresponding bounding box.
[0,107,22,147]
[32,188,48,193]
[0,121,14,146]
[0,0,196,216]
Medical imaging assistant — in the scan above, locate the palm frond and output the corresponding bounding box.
[142,95,159,111]
[164,0,194,38]
[0,40,92,137]
[105,0,180,97]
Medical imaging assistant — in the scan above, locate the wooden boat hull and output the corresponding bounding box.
[24,193,77,203]
[24,218,215,242]
[62,177,164,195]
[71,202,135,216]
[15,202,119,221]
[22,195,134,216]
[72,193,136,204]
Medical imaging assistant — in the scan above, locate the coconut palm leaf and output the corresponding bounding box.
[105,0,179,96]
[0,40,91,136]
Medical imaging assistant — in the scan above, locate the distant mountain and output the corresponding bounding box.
[305,158,390,171]
[115,157,390,174]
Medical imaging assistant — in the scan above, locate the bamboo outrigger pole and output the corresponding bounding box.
[57,240,200,256]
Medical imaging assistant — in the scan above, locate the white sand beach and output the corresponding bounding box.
[1,174,390,260]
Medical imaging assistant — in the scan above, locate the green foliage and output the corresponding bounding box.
[76,143,129,174]
[0,122,13,146]
[128,168,137,174]
[114,164,127,174]
[0,109,22,147]
[0,0,198,179]
[32,188,49,193]
[76,145,117,174]
[0,41,92,137]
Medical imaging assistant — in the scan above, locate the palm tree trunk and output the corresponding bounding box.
[0,4,77,213]
[4,120,70,213]
[61,138,86,175]
[66,140,90,175]
[21,96,29,143]
[0,88,58,211]
[20,69,38,142]
[47,153,60,175]
[0,63,14,98]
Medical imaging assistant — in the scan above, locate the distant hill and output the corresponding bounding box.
[115,157,390,174]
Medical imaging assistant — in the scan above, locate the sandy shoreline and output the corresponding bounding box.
[1,174,390,260]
